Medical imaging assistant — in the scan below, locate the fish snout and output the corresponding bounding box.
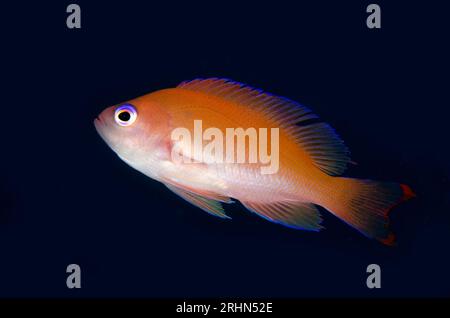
[94,115,104,126]
[94,111,110,137]
[94,116,105,131]
[94,106,115,129]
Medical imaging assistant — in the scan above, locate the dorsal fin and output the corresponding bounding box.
[178,78,350,176]
[178,78,318,129]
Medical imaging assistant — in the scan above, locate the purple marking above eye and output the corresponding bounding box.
[114,104,137,126]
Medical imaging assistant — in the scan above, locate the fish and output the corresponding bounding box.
[94,78,414,245]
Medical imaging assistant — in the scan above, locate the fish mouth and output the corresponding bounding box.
[94,114,107,129]
[94,116,107,141]
[94,117,101,131]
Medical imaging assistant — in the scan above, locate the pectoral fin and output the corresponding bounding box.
[165,184,231,219]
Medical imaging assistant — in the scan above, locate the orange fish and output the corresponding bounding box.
[94,78,414,245]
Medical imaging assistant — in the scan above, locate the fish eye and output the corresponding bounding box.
[114,104,137,126]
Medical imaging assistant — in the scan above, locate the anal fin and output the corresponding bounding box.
[241,201,324,231]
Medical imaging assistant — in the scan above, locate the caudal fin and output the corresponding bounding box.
[325,178,415,245]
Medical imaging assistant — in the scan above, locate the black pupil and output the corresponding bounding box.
[118,111,131,122]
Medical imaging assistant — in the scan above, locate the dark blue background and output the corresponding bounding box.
[1,1,449,297]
